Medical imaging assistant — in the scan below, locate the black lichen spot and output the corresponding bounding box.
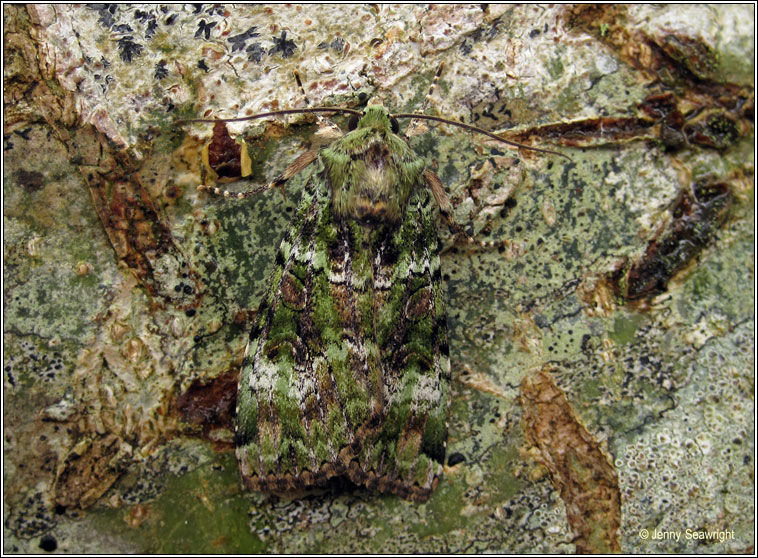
[100,74,114,94]
[14,127,32,140]
[269,31,297,58]
[112,23,133,33]
[154,60,168,80]
[448,452,466,466]
[145,18,158,39]
[248,323,262,341]
[133,8,150,23]
[228,26,261,52]
[89,4,118,29]
[133,8,158,38]
[197,59,209,72]
[39,535,57,552]
[117,36,143,63]
[318,37,345,53]
[246,42,265,63]
[206,5,226,17]
[195,19,217,40]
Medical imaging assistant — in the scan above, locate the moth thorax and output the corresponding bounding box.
[334,140,406,227]
[350,164,400,226]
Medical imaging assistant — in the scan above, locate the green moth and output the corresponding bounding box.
[185,89,565,501]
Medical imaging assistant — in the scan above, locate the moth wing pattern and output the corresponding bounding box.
[235,112,450,501]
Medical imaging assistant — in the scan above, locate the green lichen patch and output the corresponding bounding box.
[87,446,265,554]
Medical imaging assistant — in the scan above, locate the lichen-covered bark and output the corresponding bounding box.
[3,4,753,554]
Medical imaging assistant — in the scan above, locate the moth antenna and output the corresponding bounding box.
[423,62,445,112]
[393,112,573,161]
[293,70,343,141]
[405,62,445,139]
[178,107,363,125]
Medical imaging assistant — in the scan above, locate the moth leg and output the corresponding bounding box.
[424,168,506,251]
[404,63,445,139]
[199,149,319,199]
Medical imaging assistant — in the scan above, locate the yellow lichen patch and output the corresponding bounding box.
[521,366,621,554]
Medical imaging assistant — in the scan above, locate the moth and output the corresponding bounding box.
[184,74,566,501]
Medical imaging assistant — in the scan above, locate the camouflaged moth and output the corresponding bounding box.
[184,75,566,501]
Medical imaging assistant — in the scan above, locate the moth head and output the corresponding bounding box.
[348,103,400,135]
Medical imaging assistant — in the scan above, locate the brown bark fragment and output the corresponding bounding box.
[521,367,621,554]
